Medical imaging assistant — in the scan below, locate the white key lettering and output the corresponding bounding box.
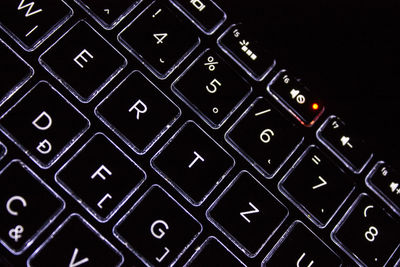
[69,248,89,267]
[188,151,205,168]
[74,49,94,69]
[128,99,148,120]
[150,220,169,239]
[18,0,43,17]
[32,111,52,131]
[6,196,27,216]
[90,165,112,181]
[239,202,259,223]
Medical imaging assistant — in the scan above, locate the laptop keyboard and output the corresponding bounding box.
[0,0,399,266]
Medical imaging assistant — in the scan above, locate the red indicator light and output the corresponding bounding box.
[312,103,319,110]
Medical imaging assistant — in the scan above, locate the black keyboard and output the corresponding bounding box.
[0,0,399,266]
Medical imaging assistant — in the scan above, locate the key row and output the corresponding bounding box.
[0,160,397,266]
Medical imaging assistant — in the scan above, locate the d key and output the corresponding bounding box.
[0,81,90,168]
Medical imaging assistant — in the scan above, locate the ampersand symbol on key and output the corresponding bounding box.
[9,225,24,242]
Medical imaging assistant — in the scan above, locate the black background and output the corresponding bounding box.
[216,0,400,167]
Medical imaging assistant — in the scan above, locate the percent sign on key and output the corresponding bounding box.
[204,56,218,71]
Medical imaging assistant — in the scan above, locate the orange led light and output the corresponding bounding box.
[312,103,319,110]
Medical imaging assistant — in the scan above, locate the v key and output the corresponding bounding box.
[69,248,89,267]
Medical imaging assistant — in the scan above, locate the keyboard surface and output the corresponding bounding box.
[0,0,400,266]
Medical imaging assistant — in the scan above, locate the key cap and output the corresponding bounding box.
[0,160,64,254]
[0,142,7,161]
[118,1,200,78]
[75,0,142,29]
[262,221,342,266]
[56,133,146,222]
[207,171,288,256]
[151,121,234,205]
[0,0,72,51]
[113,185,202,266]
[366,162,400,214]
[332,194,400,266]
[185,237,245,266]
[279,145,355,227]
[0,81,90,168]
[172,49,252,128]
[218,23,276,81]
[267,70,324,127]
[39,20,127,102]
[170,0,226,34]
[95,71,180,154]
[226,97,303,177]
[317,115,373,173]
[0,39,33,105]
[28,214,124,267]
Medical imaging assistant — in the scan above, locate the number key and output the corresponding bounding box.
[118,1,200,78]
[332,194,400,266]
[226,97,303,177]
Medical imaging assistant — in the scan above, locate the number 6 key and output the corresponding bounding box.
[331,193,400,266]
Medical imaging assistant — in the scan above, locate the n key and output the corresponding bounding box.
[0,0,73,51]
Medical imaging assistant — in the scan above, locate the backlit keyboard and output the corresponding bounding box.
[0,0,399,266]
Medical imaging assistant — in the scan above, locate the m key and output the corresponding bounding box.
[0,0,73,51]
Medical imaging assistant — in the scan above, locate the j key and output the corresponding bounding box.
[0,0,72,51]
[28,214,124,267]
[207,171,288,256]
[118,1,200,78]
[218,23,276,81]
[263,221,342,266]
[226,97,303,177]
[317,115,373,173]
[0,40,33,105]
[0,81,89,168]
[0,160,64,254]
[114,185,202,266]
[170,0,226,34]
[95,71,180,154]
[151,121,234,205]
[366,162,400,214]
[56,133,146,222]
[267,70,324,127]
[185,237,245,266]
[40,20,127,102]
[172,49,251,128]
[75,0,142,29]
[332,194,400,266]
[279,146,355,227]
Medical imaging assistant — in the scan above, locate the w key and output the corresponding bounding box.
[0,0,73,51]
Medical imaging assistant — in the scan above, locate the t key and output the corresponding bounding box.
[118,1,200,78]
[0,81,90,168]
[226,97,303,177]
[0,160,64,254]
[332,194,400,266]
[151,121,234,205]
[0,0,73,51]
